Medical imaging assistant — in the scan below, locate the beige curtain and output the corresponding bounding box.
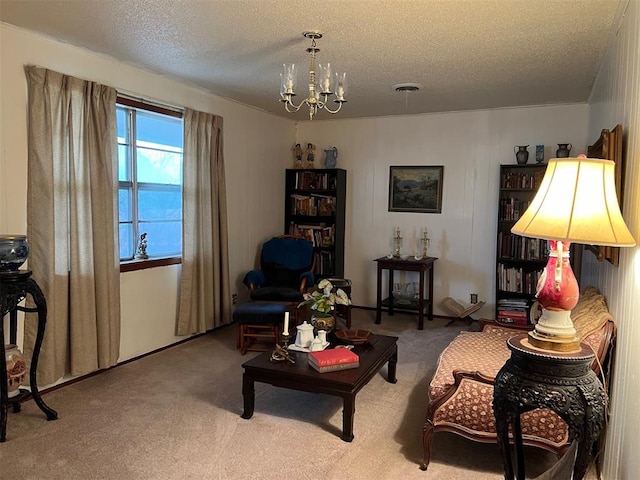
[177,109,231,334]
[25,66,121,385]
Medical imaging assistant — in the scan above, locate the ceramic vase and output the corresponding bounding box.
[514,145,529,165]
[5,344,27,398]
[556,143,572,158]
[324,147,338,168]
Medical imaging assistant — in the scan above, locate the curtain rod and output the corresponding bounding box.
[116,92,184,116]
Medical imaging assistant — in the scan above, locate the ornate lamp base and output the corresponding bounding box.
[528,329,581,352]
[529,308,581,352]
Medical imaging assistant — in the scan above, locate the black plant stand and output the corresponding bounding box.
[493,334,605,480]
[0,270,58,442]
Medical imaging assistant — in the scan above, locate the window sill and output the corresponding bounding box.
[120,257,181,273]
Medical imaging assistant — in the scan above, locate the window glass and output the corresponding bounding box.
[138,188,182,221]
[116,101,183,261]
[139,221,182,257]
[136,148,182,185]
[136,110,182,151]
[119,223,134,259]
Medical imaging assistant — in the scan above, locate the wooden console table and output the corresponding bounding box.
[493,334,605,480]
[374,256,437,330]
[0,270,58,442]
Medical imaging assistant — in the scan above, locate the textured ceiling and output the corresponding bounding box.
[0,0,621,120]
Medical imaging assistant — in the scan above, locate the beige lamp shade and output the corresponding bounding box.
[511,157,636,247]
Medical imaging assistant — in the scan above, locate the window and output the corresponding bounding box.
[116,98,183,261]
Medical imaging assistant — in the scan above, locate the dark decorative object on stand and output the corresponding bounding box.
[514,145,529,164]
[0,235,29,271]
[556,143,572,157]
[535,145,545,163]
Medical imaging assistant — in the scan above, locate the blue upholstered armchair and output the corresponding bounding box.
[243,235,315,303]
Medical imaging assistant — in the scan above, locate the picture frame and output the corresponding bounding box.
[388,166,444,213]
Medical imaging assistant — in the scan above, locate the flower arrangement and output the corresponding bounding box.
[299,278,351,314]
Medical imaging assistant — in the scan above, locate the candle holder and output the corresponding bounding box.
[393,227,403,257]
[270,332,295,363]
[421,230,430,259]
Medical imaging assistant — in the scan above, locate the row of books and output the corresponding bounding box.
[289,194,336,216]
[497,298,530,325]
[289,223,334,248]
[293,171,338,190]
[308,348,359,373]
[497,232,548,261]
[499,197,532,221]
[496,264,542,294]
[314,251,335,275]
[500,170,545,190]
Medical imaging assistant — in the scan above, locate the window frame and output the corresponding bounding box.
[116,96,184,272]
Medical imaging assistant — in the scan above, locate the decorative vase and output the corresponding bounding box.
[535,145,545,164]
[324,146,338,168]
[0,235,29,271]
[556,143,572,158]
[310,312,335,335]
[514,145,529,165]
[5,344,27,398]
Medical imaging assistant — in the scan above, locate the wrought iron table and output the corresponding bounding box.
[0,270,58,442]
[493,334,605,480]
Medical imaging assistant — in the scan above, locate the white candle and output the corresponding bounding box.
[283,311,290,334]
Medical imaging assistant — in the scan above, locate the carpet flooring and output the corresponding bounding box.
[1,309,582,479]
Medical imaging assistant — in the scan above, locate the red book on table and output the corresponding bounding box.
[308,348,359,367]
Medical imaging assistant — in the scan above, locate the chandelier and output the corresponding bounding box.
[280,32,347,120]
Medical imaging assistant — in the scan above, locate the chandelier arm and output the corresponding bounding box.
[321,101,344,114]
[284,99,304,112]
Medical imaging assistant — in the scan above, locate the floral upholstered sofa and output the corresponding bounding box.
[420,286,616,471]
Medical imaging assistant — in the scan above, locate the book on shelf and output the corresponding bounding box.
[497,298,530,325]
[308,348,359,367]
[294,171,337,190]
[309,361,360,373]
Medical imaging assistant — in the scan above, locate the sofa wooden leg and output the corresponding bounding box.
[420,420,435,470]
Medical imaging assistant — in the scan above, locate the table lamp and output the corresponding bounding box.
[511,156,636,352]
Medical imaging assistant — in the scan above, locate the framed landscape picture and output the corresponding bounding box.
[388,166,444,213]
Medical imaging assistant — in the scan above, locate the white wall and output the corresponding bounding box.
[0,23,295,362]
[297,105,589,317]
[582,1,640,478]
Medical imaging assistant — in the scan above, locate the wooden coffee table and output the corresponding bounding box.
[241,334,398,442]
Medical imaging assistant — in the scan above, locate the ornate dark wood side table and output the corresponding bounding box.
[1,270,58,442]
[374,256,437,330]
[493,334,605,480]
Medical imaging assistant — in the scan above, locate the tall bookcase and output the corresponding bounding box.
[495,164,548,324]
[284,168,346,279]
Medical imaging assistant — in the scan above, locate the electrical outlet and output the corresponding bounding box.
[232,293,238,304]
[470,293,478,304]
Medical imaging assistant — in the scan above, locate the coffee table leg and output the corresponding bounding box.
[341,395,355,442]
[387,348,398,384]
[241,374,255,419]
